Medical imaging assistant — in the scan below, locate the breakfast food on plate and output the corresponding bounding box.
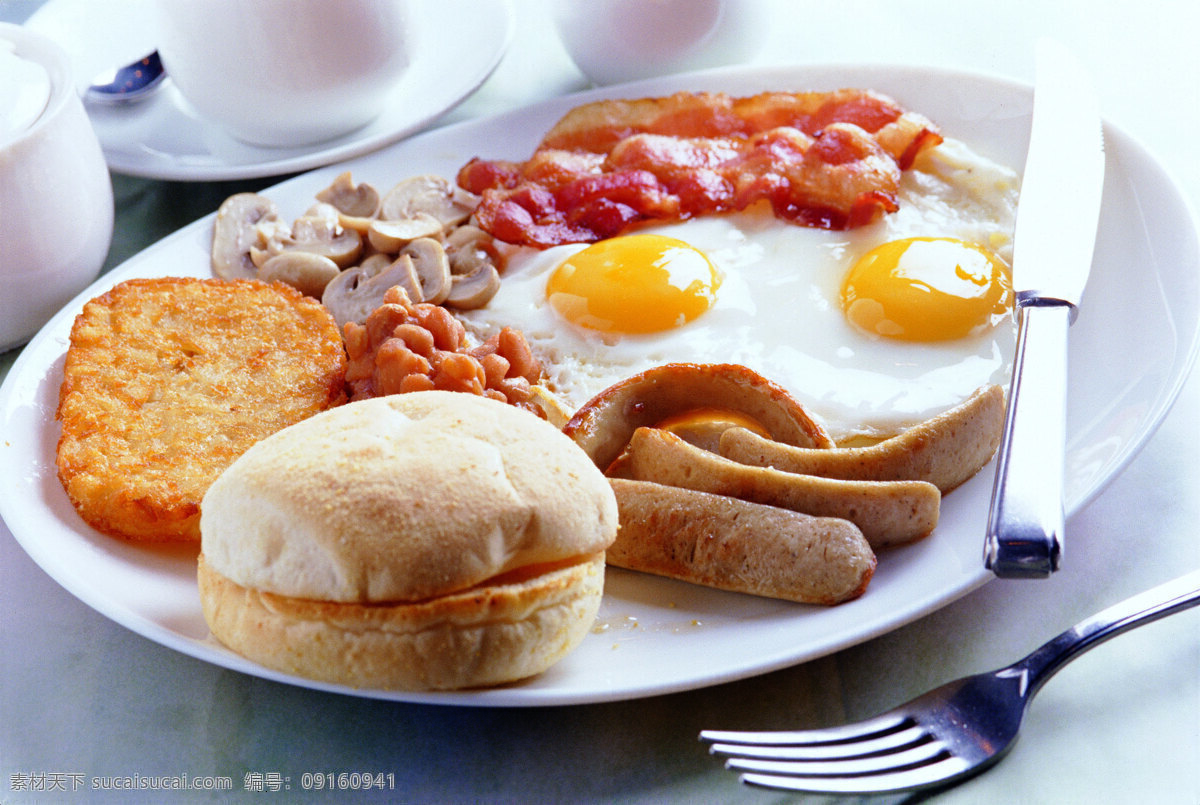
[454,127,1019,444]
[458,89,944,245]
[612,426,940,549]
[720,384,1007,494]
[608,478,876,605]
[342,285,547,417]
[561,362,834,472]
[187,86,1022,616]
[204,88,1018,446]
[536,89,939,160]
[197,391,619,690]
[570,375,1001,597]
[211,174,503,318]
[56,277,346,542]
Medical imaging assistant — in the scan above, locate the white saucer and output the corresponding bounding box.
[25,0,514,181]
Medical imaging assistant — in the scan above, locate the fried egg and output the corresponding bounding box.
[458,138,1020,441]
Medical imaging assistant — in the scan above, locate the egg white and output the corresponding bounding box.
[458,137,1020,441]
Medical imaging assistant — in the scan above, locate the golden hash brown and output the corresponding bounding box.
[56,277,347,542]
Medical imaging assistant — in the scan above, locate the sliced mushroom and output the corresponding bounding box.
[258,252,341,298]
[400,238,451,305]
[315,171,381,218]
[444,263,501,310]
[211,193,283,279]
[322,257,423,328]
[272,211,363,268]
[444,224,500,276]
[302,201,342,228]
[249,246,267,270]
[443,223,493,252]
[380,174,478,228]
[357,252,394,275]
[386,254,425,303]
[367,213,444,252]
[335,212,379,235]
[448,245,492,279]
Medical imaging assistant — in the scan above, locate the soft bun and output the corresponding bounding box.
[198,391,618,690]
[196,551,607,690]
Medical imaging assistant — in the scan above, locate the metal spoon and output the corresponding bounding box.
[85,51,165,104]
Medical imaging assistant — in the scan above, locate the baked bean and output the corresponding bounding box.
[497,327,539,383]
[497,375,532,404]
[365,302,410,347]
[342,284,544,415]
[375,340,432,395]
[343,320,369,359]
[479,352,511,388]
[413,304,466,352]
[440,351,482,381]
[399,372,435,393]
[393,322,435,358]
[433,352,485,395]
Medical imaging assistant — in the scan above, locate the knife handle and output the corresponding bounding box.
[984,301,1073,578]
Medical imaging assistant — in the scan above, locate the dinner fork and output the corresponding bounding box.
[701,568,1200,796]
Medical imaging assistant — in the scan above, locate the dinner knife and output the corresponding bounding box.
[984,39,1105,578]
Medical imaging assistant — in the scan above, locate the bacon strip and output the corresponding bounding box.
[457,90,942,247]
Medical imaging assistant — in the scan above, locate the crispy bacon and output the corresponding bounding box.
[457,89,943,247]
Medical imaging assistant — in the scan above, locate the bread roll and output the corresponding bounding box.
[198,391,618,690]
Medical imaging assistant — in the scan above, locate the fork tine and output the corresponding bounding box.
[708,723,928,761]
[739,754,975,796]
[700,712,910,747]
[722,740,949,776]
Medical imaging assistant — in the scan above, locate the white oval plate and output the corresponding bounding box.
[25,0,514,181]
[2,64,1197,707]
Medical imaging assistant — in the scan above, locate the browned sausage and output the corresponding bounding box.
[608,478,876,605]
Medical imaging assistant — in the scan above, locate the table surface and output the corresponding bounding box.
[3,1,1199,803]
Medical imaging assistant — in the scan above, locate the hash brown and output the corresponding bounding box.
[55,277,347,542]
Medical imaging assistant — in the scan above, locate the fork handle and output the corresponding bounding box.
[1016,568,1200,697]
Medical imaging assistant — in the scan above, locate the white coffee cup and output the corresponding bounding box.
[551,0,768,86]
[1,23,113,352]
[154,0,414,148]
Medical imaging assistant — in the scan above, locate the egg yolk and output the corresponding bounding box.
[656,407,772,439]
[840,237,1013,342]
[546,234,720,335]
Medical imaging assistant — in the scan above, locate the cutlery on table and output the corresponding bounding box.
[85,51,164,104]
[701,568,1200,795]
[984,39,1106,578]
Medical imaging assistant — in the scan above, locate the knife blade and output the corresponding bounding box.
[984,39,1105,578]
